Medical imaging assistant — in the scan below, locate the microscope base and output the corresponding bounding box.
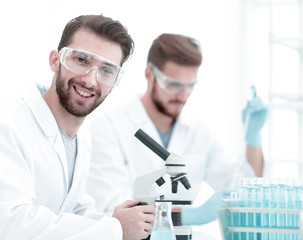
[143,226,192,240]
[175,226,192,240]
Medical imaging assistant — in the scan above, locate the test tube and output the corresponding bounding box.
[294,179,303,228]
[238,178,247,240]
[269,178,277,240]
[277,178,286,240]
[253,178,262,240]
[246,178,256,240]
[294,179,303,240]
[230,192,240,240]
[285,179,294,240]
[254,178,262,226]
[262,178,270,240]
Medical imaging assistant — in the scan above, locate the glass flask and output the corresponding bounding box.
[150,201,176,240]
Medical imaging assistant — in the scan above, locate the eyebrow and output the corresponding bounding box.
[73,48,119,69]
[103,61,118,71]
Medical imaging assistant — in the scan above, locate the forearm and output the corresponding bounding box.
[246,145,263,177]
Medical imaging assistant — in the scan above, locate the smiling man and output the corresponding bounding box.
[43,27,122,137]
[0,15,154,240]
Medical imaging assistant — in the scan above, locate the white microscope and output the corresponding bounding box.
[134,129,193,240]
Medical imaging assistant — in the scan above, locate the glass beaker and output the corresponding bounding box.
[150,201,176,240]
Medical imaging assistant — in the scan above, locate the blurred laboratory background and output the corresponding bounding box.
[0,0,302,237]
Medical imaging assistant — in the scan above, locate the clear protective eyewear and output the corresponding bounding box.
[59,47,124,86]
[148,63,197,94]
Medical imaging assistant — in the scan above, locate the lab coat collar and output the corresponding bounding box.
[23,83,59,137]
[128,95,193,151]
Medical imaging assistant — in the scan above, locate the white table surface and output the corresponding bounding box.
[192,220,222,240]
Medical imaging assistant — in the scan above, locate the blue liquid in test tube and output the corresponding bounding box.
[254,178,262,240]
[238,178,247,240]
[277,179,286,240]
[261,178,270,240]
[285,179,294,240]
[269,179,277,240]
[294,179,303,228]
[246,178,256,240]
[294,179,303,240]
[230,193,240,240]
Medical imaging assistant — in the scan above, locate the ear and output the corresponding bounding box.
[49,50,60,72]
[145,66,155,84]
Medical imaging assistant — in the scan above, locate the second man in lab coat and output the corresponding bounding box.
[86,33,267,225]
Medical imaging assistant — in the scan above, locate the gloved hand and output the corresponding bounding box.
[182,190,231,226]
[242,86,268,147]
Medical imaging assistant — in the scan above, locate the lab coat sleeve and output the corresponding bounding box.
[86,113,133,212]
[0,122,122,240]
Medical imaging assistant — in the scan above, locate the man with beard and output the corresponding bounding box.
[0,15,155,240]
[86,33,268,225]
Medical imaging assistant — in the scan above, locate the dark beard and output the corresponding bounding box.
[56,69,108,117]
[151,84,178,119]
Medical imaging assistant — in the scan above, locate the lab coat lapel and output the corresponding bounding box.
[24,84,69,192]
[53,134,69,191]
[166,119,180,151]
[68,135,85,194]
[59,131,90,212]
[166,115,192,154]
[164,115,186,152]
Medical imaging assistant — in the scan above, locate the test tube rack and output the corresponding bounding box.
[218,202,302,240]
[217,178,303,240]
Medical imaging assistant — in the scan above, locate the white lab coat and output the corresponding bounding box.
[86,95,255,212]
[0,84,122,240]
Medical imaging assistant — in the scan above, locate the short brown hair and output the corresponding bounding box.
[147,33,202,70]
[57,15,134,66]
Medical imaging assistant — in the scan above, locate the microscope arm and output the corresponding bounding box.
[134,167,167,205]
[133,129,191,204]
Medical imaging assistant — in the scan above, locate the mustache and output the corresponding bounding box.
[169,100,186,104]
[69,78,101,96]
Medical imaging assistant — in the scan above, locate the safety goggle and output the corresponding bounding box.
[148,63,197,94]
[59,47,124,86]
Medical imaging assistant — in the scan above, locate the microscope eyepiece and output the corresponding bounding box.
[134,129,170,160]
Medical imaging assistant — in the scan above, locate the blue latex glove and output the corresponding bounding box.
[242,86,268,147]
[182,190,232,226]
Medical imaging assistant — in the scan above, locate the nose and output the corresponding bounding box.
[81,67,98,87]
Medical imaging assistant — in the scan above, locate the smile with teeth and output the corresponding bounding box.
[75,86,93,98]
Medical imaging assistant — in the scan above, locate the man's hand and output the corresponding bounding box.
[112,199,155,240]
